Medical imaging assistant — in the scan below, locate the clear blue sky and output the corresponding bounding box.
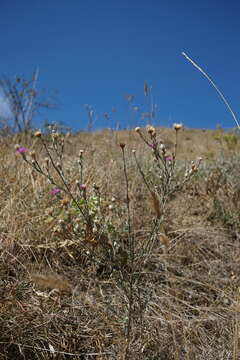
[0,0,239,131]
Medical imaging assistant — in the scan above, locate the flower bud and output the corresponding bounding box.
[30,151,36,160]
[34,131,42,138]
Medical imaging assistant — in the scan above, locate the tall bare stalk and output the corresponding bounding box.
[182,51,240,129]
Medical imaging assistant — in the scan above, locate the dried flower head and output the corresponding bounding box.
[34,131,42,137]
[52,132,60,140]
[61,198,69,207]
[135,127,141,133]
[146,125,156,136]
[119,143,126,149]
[173,123,183,131]
[191,163,196,171]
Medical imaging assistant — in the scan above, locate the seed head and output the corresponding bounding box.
[135,127,141,133]
[173,123,183,131]
[34,131,42,138]
[61,198,69,207]
[52,132,60,140]
[146,125,156,137]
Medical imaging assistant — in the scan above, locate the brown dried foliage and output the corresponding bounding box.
[0,128,240,359]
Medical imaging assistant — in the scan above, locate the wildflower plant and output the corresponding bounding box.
[15,130,128,273]
[113,125,203,355]
[15,124,203,357]
[134,124,202,219]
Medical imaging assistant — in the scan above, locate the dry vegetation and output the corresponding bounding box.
[1,125,240,360]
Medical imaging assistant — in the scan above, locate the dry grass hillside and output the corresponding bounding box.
[1,125,240,360]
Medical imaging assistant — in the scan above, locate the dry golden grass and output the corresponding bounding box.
[0,126,240,359]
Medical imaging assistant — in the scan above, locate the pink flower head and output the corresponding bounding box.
[50,188,61,195]
[79,184,86,190]
[16,147,27,153]
[165,156,173,161]
[148,143,156,149]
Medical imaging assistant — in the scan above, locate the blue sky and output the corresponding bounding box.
[0,0,239,131]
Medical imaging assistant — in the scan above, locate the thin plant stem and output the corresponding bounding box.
[121,146,132,252]
[182,51,240,129]
[39,137,87,220]
[120,145,134,360]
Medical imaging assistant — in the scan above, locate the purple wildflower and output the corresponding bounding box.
[165,156,173,161]
[79,184,86,190]
[50,188,61,195]
[16,147,27,153]
[148,143,156,149]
